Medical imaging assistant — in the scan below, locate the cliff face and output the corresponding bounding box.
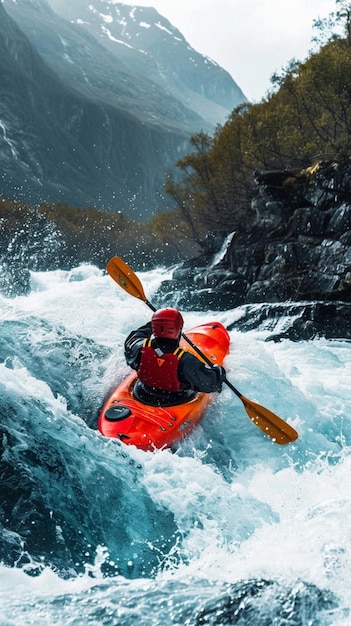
[155,160,351,340]
[0,0,246,217]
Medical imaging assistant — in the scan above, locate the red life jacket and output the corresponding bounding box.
[137,338,185,392]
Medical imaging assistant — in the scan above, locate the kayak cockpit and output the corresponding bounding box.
[132,379,197,407]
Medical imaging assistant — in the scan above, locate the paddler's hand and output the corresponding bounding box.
[213,365,226,392]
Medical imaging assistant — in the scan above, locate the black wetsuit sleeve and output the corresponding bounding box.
[178,352,225,393]
[124,322,152,370]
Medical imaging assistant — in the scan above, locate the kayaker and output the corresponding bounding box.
[124,308,226,405]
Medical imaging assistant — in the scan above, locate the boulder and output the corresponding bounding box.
[155,158,351,338]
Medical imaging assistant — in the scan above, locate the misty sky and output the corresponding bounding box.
[119,0,337,101]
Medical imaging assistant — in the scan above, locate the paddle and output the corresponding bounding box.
[106,256,298,445]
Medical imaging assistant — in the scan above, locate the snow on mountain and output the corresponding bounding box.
[46,0,247,124]
[0,0,247,216]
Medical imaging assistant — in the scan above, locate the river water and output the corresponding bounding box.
[0,264,350,625]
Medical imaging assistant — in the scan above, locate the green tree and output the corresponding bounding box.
[165,7,351,246]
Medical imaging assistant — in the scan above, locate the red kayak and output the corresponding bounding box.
[98,321,230,451]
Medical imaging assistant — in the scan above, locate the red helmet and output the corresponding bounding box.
[151,308,184,339]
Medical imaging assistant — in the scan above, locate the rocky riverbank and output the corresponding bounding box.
[154,159,351,340]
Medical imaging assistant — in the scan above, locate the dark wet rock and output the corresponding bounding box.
[192,578,339,626]
[227,302,351,342]
[156,158,351,339]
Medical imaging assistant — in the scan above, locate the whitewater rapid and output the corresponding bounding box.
[0,264,350,625]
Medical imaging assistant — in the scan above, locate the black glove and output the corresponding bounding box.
[213,365,226,392]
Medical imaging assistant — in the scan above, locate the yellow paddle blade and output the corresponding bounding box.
[107,256,147,302]
[241,396,298,444]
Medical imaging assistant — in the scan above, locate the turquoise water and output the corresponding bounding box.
[0,265,350,625]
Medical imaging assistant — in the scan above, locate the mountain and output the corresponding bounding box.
[0,0,247,217]
[45,0,246,126]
